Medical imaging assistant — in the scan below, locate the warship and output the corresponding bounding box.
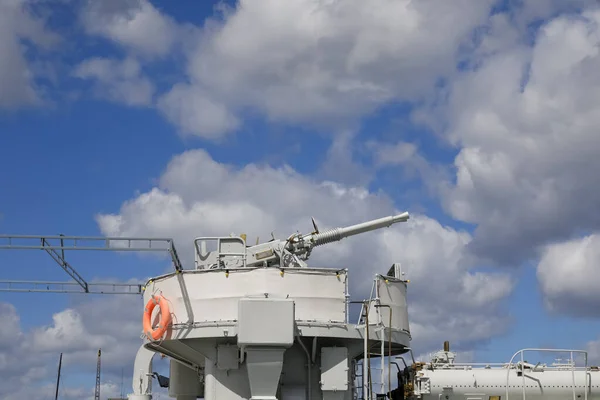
[1,211,598,400]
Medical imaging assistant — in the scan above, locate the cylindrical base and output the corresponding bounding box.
[127,395,151,400]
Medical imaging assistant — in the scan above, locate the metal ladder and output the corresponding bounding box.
[353,360,363,400]
[355,275,395,400]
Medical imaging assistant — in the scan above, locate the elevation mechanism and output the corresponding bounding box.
[0,235,183,294]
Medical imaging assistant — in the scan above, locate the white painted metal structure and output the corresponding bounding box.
[127,213,413,400]
[2,213,596,400]
[405,345,600,400]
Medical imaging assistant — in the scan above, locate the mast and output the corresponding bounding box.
[54,353,62,400]
[94,348,101,400]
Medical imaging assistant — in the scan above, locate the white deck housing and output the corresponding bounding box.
[131,265,411,400]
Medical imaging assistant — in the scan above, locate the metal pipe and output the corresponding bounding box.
[345,269,350,324]
[375,304,392,397]
[407,348,416,364]
[364,306,369,399]
[397,357,408,369]
[366,303,372,400]
[350,299,373,400]
[55,353,62,400]
[571,352,576,400]
[311,337,317,364]
[521,349,526,400]
[380,326,384,395]
[585,352,589,400]
[298,337,312,400]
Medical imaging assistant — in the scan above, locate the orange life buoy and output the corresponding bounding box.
[143,294,172,341]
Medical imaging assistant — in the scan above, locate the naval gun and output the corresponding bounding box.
[194,212,409,269]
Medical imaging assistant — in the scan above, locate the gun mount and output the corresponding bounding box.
[193,212,409,270]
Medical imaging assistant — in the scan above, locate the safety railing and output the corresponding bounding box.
[193,237,247,269]
[505,348,589,400]
[353,270,403,399]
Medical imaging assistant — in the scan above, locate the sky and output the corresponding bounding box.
[2,0,600,398]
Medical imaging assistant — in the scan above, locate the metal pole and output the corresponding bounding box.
[55,353,62,400]
[585,352,589,400]
[521,350,526,400]
[571,351,576,400]
[365,303,369,399]
[375,304,393,397]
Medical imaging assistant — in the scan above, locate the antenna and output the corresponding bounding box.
[54,353,62,400]
[94,348,101,400]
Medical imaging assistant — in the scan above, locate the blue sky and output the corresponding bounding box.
[2,0,600,398]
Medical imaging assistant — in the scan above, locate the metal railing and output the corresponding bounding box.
[0,235,184,294]
[505,348,589,400]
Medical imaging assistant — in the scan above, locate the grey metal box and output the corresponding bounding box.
[238,298,294,347]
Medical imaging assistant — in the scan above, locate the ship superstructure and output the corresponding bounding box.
[2,211,598,400]
[128,212,412,400]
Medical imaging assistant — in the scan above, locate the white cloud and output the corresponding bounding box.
[507,0,600,30]
[0,296,171,400]
[80,0,179,58]
[151,0,496,138]
[370,141,419,167]
[157,83,240,139]
[586,336,600,365]
[0,0,60,109]
[96,149,514,354]
[73,57,154,106]
[316,131,373,186]
[415,7,600,269]
[537,234,600,316]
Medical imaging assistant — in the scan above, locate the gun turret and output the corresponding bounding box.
[194,212,410,270]
[245,212,410,268]
[296,212,409,246]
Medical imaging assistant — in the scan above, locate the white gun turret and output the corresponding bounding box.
[244,212,410,268]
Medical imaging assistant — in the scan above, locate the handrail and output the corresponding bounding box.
[505,348,589,400]
[375,303,392,398]
[193,237,246,269]
[350,299,375,400]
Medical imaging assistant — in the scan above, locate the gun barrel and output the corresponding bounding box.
[309,212,409,246]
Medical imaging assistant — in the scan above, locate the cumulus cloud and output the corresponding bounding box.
[414,8,600,269]
[80,0,180,58]
[156,83,240,139]
[73,57,155,106]
[151,0,497,138]
[0,0,60,109]
[96,149,514,354]
[537,234,600,316]
[586,336,600,365]
[0,296,170,400]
